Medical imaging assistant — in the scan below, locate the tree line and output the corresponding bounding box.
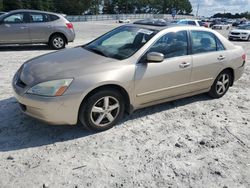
[0,0,193,15]
[212,12,250,19]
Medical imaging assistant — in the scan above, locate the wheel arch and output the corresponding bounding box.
[78,84,133,117]
[219,67,235,86]
[49,32,68,44]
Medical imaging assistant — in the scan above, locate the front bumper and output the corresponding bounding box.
[229,34,249,41]
[12,79,81,125]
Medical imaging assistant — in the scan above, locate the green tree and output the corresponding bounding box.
[0,0,3,11]
[3,0,23,11]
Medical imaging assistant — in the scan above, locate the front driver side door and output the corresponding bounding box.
[134,30,193,106]
[0,12,30,44]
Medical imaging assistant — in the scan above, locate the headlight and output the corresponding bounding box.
[27,79,73,97]
[241,33,248,35]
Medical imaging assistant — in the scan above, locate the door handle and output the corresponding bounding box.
[217,55,226,61]
[179,62,191,69]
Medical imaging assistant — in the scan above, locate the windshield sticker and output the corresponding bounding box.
[138,29,154,35]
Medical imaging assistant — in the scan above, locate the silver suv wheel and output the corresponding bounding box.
[49,35,66,49]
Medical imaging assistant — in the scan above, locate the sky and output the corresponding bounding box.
[189,0,250,17]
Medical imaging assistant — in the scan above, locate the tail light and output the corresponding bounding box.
[66,23,74,29]
[242,54,246,61]
[241,53,246,67]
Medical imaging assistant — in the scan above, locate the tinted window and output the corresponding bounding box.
[49,14,60,21]
[188,21,196,25]
[149,31,188,58]
[30,13,49,23]
[191,31,217,54]
[198,21,203,26]
[4,13,24,23]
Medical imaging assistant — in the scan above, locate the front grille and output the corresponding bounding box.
[16,78,27,88]
[231,32,240,35]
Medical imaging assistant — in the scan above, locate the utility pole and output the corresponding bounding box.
[196,0,200,17]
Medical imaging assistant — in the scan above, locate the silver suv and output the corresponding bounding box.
[0,9,75,49]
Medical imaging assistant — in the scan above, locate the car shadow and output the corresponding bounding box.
[0,97,95,152]
[0,45,53,51]
[121,93,211,123]
[0,94,211,152]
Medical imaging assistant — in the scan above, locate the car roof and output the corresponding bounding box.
[178,19,201,21]
[6,9,62,16]
[131,20,203,31]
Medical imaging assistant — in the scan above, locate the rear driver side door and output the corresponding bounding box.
[189,30,227,91]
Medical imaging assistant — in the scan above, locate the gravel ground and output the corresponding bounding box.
[0,22,249,188]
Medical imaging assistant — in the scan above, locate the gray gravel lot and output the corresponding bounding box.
[0,22,249,188]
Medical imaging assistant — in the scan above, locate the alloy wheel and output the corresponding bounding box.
[216,74,230,95]
[53,37,64,49]
[90,96,120,127]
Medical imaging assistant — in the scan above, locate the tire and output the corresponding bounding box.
[209,70,232,99]
[79,89,125,131]
[49,34,66,50]
[248,35,250,41]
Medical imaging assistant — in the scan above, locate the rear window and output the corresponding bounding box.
[49,14,60,21]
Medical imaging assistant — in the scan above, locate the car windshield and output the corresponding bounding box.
[83,25,158,60]
[238,25,250,30]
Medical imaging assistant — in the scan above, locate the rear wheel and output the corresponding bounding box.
[79,90,125,131]
[49,34,66,50]
[209,70,232,98]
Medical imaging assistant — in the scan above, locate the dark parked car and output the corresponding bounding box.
[232,20,246,27]
[0,12,6,16]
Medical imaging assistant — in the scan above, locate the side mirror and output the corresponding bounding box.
[147,52,164,63]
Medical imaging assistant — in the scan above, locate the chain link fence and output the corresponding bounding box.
[66,14,195,22]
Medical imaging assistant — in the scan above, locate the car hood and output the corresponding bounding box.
[20,47,117,86]
[230,29,250,33]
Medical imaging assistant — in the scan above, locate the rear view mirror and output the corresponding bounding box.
[147,52,164,63]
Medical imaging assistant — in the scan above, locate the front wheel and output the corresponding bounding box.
[209,70,232,98]
[79,90,125,131]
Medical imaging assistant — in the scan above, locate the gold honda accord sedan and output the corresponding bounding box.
[13,20,246,131]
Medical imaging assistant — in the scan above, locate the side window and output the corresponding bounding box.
[4,13,24,24]
[216,37,225,51]
[198,21,203,26]
[191,31,217,54]
[49,14,60,21]
[179,20,187,25]
[30,13,49,23]
[149,30,188,58]
[188,21,196,25]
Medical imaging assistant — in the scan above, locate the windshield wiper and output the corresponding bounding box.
[85,47,108,57]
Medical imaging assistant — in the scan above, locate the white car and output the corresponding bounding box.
[177,19,203,27]
[212,23,231,30]
[229,24,250,41]
[118,19,130,23]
